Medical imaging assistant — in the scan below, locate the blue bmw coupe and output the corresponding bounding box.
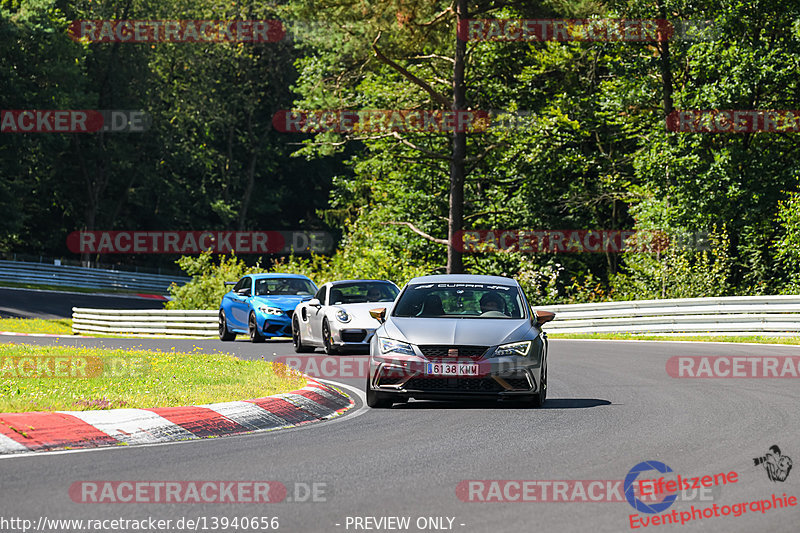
[219,273,317,342]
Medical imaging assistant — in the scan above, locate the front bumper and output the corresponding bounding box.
[331,327,377,348]
[256,311,293,338]
[369,352,541,399]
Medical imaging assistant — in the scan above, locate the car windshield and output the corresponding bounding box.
[392,283,525,319]
[254,278,316,296]
[329,282,399,304]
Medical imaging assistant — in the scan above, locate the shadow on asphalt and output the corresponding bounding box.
[230,338,371,355]
[231,338,292,343]
[392,398,612,410]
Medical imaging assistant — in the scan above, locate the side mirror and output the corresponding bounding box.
[369,308,387,324]
[237,288,251,297]
[533,310,556,326]
[308,298,322,307]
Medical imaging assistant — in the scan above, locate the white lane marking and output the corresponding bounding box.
[62,409,195,444]
[0,378,365,460]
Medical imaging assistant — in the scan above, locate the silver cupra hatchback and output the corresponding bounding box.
[365,274,555,408]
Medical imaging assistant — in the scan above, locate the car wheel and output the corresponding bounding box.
[249,312,265,343]
[365,376,393,408]
[529,360,547,408]
[218,311,236,341]
[292,316,314,353]
[322,319,338,355]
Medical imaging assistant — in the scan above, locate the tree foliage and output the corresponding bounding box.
[2,0,800,303]
[285,0,800,300]
[166,253,262,310]
[0,0,338,270]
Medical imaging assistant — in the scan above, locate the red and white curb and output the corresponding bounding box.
[0,379,353,454]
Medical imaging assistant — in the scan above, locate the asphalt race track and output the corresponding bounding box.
[1,334,799,533]
[0,287,165,319]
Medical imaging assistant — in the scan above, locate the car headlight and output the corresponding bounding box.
[335,309,350,323]
[493,341,532,357]
[258,305,283,316]
[378,337,415,356]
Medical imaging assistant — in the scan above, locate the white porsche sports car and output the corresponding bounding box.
[292,279,400,354]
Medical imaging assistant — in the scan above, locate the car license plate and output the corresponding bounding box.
[425,362,479,376]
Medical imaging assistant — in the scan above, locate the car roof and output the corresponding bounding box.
[249,273,313,280]
[406,274,519,286]
[328,279,398,286]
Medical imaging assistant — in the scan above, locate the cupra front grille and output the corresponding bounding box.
[417,345,488,359]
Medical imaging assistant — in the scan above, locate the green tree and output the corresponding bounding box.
[166,252,262,310]
[775,192,800,294]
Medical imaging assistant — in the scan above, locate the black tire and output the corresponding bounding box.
[322,319,338,355]
[219,311,236,341]
[529,360,547,408]
[292,316,315,353]
[366,376,394,408]
[249,312,265,343]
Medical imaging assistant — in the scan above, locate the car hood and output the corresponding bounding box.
[383,317,530,346]
[252,295,311,311]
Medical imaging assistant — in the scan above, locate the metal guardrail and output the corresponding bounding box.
[74,295,800,339]
[541,295,800,336]
[0,260,189,294]
[72,308,217,337]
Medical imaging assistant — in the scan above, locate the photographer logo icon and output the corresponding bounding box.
[753,445,793,482]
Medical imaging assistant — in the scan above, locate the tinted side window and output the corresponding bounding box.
[234,277,250,292]
[314,286,327,304]
[518,288,532,318]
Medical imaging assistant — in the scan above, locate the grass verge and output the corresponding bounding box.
[0,318,73,335]
[0,343,307,412]
[547,333,800,345]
